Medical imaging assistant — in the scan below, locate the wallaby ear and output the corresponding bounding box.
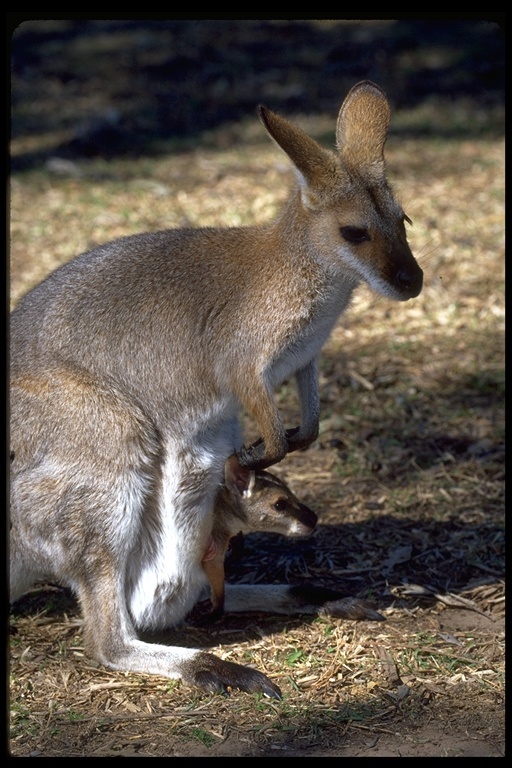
[258,104,335,196]
[335,80,390,173]
[224,454,256,497]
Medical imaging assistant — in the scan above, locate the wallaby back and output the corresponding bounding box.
[10,81,412,697]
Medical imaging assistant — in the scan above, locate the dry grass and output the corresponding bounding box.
[9,109,504,756]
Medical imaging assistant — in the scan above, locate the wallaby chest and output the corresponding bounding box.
[267,273,352,387]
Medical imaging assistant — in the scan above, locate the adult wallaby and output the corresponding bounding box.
[199,453,318,621]
[10,81,422,699]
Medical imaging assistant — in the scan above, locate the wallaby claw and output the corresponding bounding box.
[190,654,282,698]
[285,425,314,453]
[237,441,266,469]
[285,425,301,445]
[237,425,302,469]
[237,440,282,470]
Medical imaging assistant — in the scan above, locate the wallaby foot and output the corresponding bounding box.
[89,633,281,698]
[287,585,385,622]
[184,652,281,698]
[80,582,282,698]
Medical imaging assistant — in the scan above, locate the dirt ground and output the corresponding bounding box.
[8,491,505,757]
[8,19,505,757]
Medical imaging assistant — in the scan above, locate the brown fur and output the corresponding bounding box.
[10,82,421,697]
[200,455,317,620]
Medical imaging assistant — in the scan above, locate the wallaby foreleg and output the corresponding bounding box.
[200,553,227,622]
[236,378,289,470]
[238,360,320,468]
[290,359,320,451]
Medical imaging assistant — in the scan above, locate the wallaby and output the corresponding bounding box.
[10,81,421,699]
[199,453,318,621]
[197,456,382,628]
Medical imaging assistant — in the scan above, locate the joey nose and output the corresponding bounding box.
[299,505,318,531]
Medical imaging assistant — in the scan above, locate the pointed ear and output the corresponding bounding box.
[224,454,255,497]
[336,80,390,172]
[259,104,336,198]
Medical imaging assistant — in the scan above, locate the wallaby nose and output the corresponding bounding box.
[298,504,318,531]
[397,266,423,299]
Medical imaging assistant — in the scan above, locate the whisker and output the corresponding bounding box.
[416,243,442,266]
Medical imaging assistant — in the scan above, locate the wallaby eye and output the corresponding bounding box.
[403,213,413,226]
[273,499,289,512]
[340,226,370,244]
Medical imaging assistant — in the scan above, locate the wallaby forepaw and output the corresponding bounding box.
[285,425,301,448]
[185,652,282,698]
[238,426,302,469]
[286,424,317,453]
[237,441,265,469]
[237,441,280,471]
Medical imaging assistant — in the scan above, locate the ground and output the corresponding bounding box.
[8,19,505,757]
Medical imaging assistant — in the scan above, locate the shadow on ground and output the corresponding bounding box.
[10,18,505,171]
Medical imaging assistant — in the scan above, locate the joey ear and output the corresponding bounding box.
[259,104,335,196]
[336,80,390,172]
[224,454,255,497]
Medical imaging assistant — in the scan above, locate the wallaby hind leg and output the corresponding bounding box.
[10,371,281,697]
[9,369,162,600]
[65,545,278,697]
[223,584,385,622]
[12,465,281,696]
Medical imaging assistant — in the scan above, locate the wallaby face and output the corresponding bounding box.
[219,453,318,538]
[200,454,317,620]
[257,81,422,307]
[10,81,405,698]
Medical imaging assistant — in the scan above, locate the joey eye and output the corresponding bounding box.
[404,213,413,226]
[273,499,289,512]
[340,226,370,244]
